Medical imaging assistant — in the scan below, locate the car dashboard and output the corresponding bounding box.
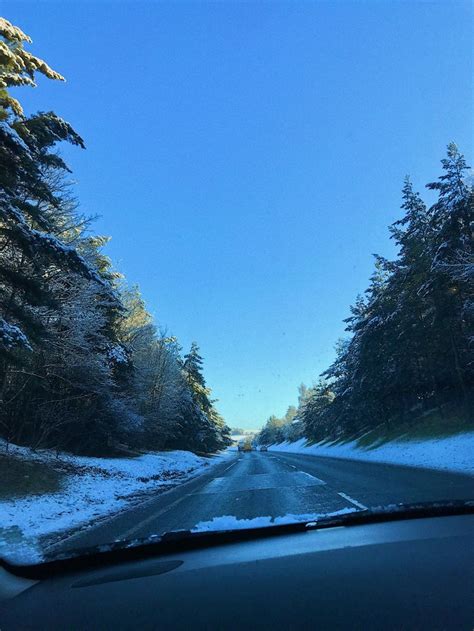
[0,512,473,630]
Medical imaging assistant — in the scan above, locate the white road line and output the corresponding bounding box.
[338,492,368,510]
[120,494,190,539]
[225,461,238,471]
[273,460,326,483]
[301,471,327,485]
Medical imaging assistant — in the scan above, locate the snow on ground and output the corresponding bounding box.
[192,508,357,533]
[0,441,232,563]
[269,432,474,475]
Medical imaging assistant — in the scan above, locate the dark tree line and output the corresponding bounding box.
[259,146,473,445]
[0,18,231,455]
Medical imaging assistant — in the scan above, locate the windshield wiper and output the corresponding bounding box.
[2,499,473,580]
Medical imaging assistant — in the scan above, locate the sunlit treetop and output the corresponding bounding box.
[0,17,64,118]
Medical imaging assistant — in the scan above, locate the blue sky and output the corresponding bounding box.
[5,1,472,428]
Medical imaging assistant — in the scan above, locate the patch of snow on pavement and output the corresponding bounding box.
[192,508,357,532]
[269,433,474,475]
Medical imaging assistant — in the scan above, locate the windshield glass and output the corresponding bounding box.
[0,1,472,565]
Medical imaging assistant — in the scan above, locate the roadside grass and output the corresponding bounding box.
[356,408,473,450]
[79,442,143,458]
[300,406,473,451]
[0,454,65,500]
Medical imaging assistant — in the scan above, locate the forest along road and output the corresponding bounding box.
[50,450,474,554]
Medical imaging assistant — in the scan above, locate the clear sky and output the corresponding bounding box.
[4,1,472,429]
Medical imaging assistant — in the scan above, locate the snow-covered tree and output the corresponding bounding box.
[269,145,473,444]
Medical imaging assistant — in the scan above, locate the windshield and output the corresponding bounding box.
[0,1,472,566]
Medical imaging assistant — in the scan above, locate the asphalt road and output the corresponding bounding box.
[50,450,473,554]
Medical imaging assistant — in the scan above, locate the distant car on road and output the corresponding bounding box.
[259,445,268,452]
[238,439,253,452]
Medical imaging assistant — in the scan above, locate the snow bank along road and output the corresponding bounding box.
[52,450,473,554]
[268,433,474,475]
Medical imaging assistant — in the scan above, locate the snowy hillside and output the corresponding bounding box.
[269,433,474,475]
[0,442,231,562]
